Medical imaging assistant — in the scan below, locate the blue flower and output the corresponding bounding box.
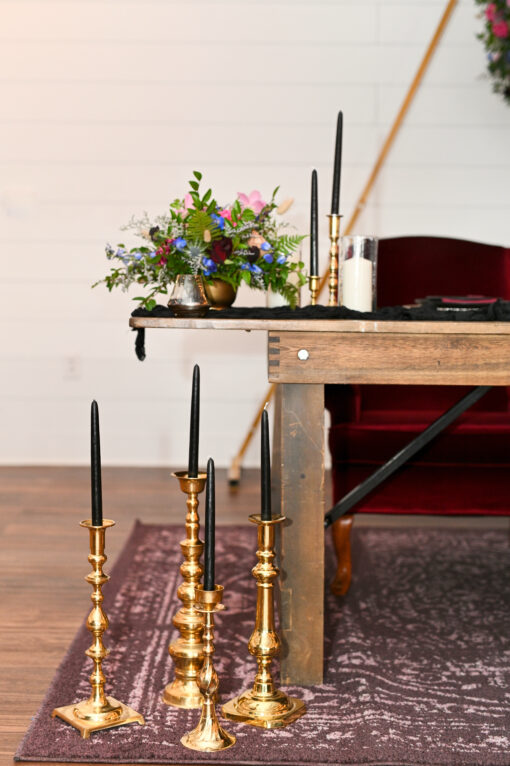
[249,264,263,274]
[202,257,217,274]
[263,253,273,264]
[132,252,143,261]
[277,255,287,265]
[174,237,187,251]
[116,247,126,258]
[241,262,250,270]
[261,242,272,251]
[211,214,225,231]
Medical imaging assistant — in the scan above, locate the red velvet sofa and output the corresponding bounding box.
[325,236,510,593]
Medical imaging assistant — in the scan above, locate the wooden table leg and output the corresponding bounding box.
[273,383,325,685]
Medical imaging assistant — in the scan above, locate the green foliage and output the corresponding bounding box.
[186,209,222,242]
[474,0,510,105]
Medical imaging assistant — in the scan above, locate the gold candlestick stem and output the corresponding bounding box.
[222,515,305,729]
[181,585,235,752]
[327,213,341,306]
[163,471,207,709]
[308,274,320,306]
[52,519,145,738]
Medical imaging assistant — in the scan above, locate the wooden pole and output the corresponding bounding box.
[228,0,458,485]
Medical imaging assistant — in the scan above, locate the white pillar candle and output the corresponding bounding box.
[342,256,373,312]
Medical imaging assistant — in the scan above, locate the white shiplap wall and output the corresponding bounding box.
[1,0,509,467]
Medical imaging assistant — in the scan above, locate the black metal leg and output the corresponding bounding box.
[324,385,492,528]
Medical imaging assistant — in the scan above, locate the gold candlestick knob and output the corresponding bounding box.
[327,213,341,306]
[52,520,145,738]
[181,585,236,752]
[163,471,207,709]
[222,514,306,729]
[308,274,320,306]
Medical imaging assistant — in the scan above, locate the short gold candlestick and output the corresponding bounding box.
[327,213,342,306]
[52,519,145,738]
[222,514,306,729]
[308,274,320,306]
[163,471,207,709]
[181,585,236,752]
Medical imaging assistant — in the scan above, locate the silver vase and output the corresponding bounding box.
[168,275,209,318]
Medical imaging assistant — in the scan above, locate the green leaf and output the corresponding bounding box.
[241,270,251,285]
[146,298,157,311]
[189,181,199,191]
[193,170,202,181]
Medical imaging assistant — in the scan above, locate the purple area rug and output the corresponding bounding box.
[15,522,510,765]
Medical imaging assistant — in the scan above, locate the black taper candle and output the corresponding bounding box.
[310,168,318,277]
[91,400,103,527]
[204,457,215,591]
[331,111,343,215]
[261,408,272,521]
[188,364,200,478]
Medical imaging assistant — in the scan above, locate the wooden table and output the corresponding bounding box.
[130,315,510,685]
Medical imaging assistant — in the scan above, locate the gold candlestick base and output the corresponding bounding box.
[222,687,305,730]
[222,515,306,729]
[163,471,207,710]
[52,520,145,738]
[52,697,144,740]
[327,213,342,306]
[181,585,236,752]
[308,274,319,306]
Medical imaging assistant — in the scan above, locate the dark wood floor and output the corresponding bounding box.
[1,466,508,766]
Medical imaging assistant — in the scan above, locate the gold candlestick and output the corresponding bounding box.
[181,585,236,752]
[163,471,207,708]
[308,274,319,306]
[52,519,145,738]
[327,213,342,306]
[222,514,305,729]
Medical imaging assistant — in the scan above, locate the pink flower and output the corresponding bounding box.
[485,3,497,21]
[219,208,232,221]
[237,190,266,215]
[184,193,193,209]
[493,19,509,36]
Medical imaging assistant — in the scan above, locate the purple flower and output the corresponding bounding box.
[263,253,273,263]
[132,252,143,261]
[174,237,187,251]
[277,255,287,265]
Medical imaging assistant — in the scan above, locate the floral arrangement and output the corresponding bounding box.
[475,0,510,104]
[97,172,307,310]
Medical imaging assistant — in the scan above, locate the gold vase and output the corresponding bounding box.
[204,279,237,310]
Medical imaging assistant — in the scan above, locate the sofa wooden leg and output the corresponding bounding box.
[330,514,353,596]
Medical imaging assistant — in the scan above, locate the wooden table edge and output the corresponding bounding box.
[129,317,510,334]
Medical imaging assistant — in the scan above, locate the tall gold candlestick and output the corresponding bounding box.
[163,471,207,708]
[308,274,320,306]
[52,519,145,738]
[327,213,341,306]
[222,514,306,729]
[181,585,236,752]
